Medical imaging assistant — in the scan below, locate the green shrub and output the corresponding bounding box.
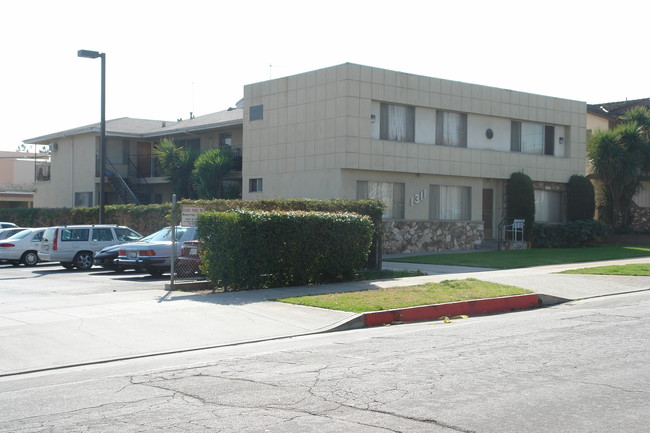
[567,175,595,221]
[532,220,609,248]
[506,172,535,240]
[177,198,384,269]
[0,204,171,235]
[198,210,374,291]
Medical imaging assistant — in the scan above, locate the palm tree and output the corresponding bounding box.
[192,148,235,199]
[587,107,650,228]
[153,138,197,199]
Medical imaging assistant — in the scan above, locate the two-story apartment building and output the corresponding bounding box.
[25,108,243,208]
[243,63,586,252]
[26,63,587,253]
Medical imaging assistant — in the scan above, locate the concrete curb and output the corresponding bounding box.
[361,293,542,327]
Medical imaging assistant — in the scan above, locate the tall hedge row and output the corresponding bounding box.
[0,204,172,235]
[198,210,374,291]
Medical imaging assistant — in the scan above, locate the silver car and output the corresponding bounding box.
[114,226,197,276]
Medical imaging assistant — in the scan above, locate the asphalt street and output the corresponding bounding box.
[0,290,648,432]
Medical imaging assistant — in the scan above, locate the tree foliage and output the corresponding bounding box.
[566,175,595,221]
[506,171,535,240]
[153,138,198,199]
[587,106,650,228]
[192,148,235,199]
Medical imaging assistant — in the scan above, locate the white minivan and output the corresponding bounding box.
[39,225,142,270]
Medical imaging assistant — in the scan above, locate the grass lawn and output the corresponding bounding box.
[385,246,650,269]
[276,278,532,313]
[561,263,650,276]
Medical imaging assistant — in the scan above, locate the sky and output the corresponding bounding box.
[1,0,647,152]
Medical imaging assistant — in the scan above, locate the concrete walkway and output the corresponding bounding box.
[2,257,650,376]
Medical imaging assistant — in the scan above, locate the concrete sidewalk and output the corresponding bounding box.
[2,257,650,376]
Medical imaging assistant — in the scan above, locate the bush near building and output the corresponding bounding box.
[506,172,535,240]
[532,220,609,248]
[198,210,374,290]
[566,175,596,221]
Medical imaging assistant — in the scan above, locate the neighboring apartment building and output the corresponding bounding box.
[587,98,650,229]
[243,63,586,252]
[25,108,243,208]
[0,150,49,208]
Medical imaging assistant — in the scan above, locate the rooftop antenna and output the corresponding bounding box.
[269,64,272,80]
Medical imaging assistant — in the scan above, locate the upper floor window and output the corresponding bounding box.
[429,185,471,220]
[436,111,467,147]
[357,180,405,219]
[380,103,415,142]
[219,132,232,147]
[250,105,263,121]
[511,121,555,155]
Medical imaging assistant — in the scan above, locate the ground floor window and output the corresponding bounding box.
[249,178,263,193]
[429,185,471,220]
[74,192,93,207]
[357,181,405,219]
[534,190,563,222]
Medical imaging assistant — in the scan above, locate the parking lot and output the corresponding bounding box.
[0,261,169,301]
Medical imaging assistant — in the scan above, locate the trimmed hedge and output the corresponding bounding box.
[567,175,595,221]
[532,220,609,248]
[198,210,374,291]
[506,172,535,240]
[0,204,172,235]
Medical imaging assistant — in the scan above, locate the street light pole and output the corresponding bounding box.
[77,49,106,224]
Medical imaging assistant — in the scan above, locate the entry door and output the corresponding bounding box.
[137,141,152,178]
[482,189,494,239]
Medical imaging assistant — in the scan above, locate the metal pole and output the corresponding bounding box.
[170,194,177,287]
[99,53,106,224]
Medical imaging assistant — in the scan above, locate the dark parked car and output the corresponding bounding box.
[176,240,202,277]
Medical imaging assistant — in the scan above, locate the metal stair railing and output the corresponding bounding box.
[106,158,141,205]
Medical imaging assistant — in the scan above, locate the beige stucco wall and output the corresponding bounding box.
[586,112,610,134]
[243,63,587,202]
[34,133,98,208]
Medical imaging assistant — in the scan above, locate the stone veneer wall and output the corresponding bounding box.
[631,203,650,232]
[382,220,484,254]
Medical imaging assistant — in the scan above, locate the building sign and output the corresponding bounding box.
[410,189,427,207]
[181,206,205,227]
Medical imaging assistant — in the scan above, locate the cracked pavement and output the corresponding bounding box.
[1,290,648,432]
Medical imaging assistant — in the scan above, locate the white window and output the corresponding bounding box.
[380,103,415,142]
[436,111,467,147]
[357,181,405,219]
[511,122,555,155]
[429,185,471,220]
[249,178,263,193]
[534,190,563,222]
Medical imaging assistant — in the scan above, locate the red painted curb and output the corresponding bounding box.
[363,294,540,327]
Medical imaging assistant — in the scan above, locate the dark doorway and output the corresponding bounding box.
[482,188,494,239]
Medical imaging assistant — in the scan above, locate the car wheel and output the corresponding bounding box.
[20,251,39,267]
[73,252,94,270]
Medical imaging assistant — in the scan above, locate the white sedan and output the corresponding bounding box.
[114,226,197,276]
[0,228,47,266]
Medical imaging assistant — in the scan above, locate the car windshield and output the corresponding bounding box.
[139,227,196,242]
